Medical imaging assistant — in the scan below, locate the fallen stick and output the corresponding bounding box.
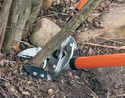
[13,38,35,47]
[106,37,125,40]
[85,43,125,50]
[97,37,125,45]
[27,0,103,67]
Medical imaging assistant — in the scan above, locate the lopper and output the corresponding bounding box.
[18,0,125,80]
[19,36,78,80]
[18,35,125,80]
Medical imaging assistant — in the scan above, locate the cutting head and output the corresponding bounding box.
[19,36,78,80]
[47,36,78,79]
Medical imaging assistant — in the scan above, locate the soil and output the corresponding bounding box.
[0,0,125,98]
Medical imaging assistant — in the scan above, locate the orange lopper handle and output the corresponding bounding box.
[77,0,88,10]
[70,53,125,69]
[67,0,88,22]
[72,0,88,17]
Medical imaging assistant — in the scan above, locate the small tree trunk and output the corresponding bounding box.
[27,0,103,67]
[0,0,12,50]
[3,0,43,51]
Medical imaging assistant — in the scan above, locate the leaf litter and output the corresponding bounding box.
[0,0,125,98]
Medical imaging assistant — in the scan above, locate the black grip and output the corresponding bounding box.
[69,57,79,70]
[66,8,79,23]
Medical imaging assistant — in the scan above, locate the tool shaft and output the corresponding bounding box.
[70,53,125,69]
[67,0,88,22]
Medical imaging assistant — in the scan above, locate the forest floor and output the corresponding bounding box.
[0,0,125,98]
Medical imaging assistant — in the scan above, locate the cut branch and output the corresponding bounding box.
[27,0,103,67]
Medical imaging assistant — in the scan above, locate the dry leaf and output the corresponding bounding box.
[99,7,105,12]
[88,48,94,55]
[22,91,30,95]
[119,46,125,49]
[0,68,5,77]
[13,46,21,52]
[10,86,16,92]
[0,58,6,66]
[5,82,11,87]
[83,68,89,71]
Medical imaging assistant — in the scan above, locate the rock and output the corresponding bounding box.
[47,88,54,96]
[29,18,61,47]
[41,0,52,10]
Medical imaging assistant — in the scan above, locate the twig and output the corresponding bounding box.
[106,88,110,98]
[0,77,9,81]
[0,87,8,98]
[75,81,98,98]
[117,94,125,97]
[13,38,35,47]
[105,37,125,40]
[85,43,124,50]
[97,37,125,45]
[81,83,98,98]
[6,26,28,31]
[63,0,66,7]
[86,86,98,98]
[46,13,67,17]
[87,22,95,30]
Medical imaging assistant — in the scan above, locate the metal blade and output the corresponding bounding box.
[24,65,47,79]
[18,47,42,59]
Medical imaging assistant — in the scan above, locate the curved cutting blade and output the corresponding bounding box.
[18,47,42,59]
[24,65,47,79]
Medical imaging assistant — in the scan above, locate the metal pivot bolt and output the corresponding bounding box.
[33,72,37,76]
[53,65,56,68]
[40,74,44,78]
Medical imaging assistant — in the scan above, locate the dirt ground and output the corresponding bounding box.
[0,0,125,98]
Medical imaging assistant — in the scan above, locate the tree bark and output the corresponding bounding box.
[3,0,43,51]
[27,0,103,67]
[0,0,12,50]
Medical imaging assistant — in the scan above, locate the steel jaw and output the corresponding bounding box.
[47,36,78,79]
[18,36,78,80]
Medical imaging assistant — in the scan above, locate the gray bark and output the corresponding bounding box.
[0,0,12,49]
[3,0,43,51]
